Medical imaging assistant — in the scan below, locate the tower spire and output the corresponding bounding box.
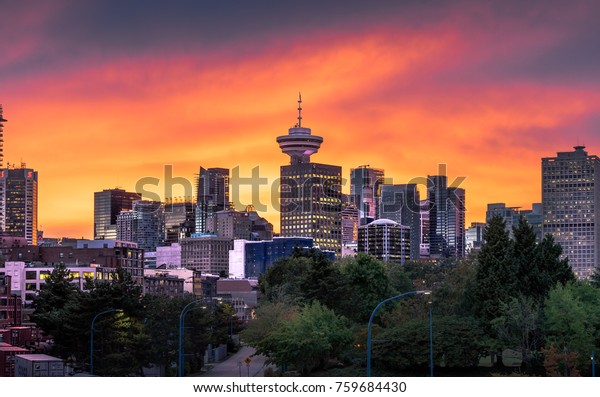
[297,92,302,128]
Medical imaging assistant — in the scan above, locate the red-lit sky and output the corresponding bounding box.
[2,1,600,238]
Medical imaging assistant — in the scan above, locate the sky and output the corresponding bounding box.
[2,0,600,238]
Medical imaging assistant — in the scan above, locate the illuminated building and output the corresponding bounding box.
[277,95,342,255]
[0,167,38,245]
[94,188,141,240]
[358,219,411,264]
[542,145,600,279]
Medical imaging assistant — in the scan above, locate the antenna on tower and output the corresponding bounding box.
[297,92,302,128]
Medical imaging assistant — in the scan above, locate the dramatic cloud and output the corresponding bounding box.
[1,1,599,237]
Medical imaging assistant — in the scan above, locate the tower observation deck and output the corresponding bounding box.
[276,94,323,165]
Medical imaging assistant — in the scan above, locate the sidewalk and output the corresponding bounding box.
[196,346,276,377]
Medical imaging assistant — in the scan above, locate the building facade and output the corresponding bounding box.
[427,176,466,258]
[0,167,38,245]
[229,237,316,278]
[0,275,21,328]
[164,200,195,244]
[486,202,542,240]
[180,235,232,275]
[379,184,421,260]
[195,167,230,233]
[542,145,600,279]
[358,219,411,264]
[94,188,141,240]
[350,166,385,225]
[116,200,164,252]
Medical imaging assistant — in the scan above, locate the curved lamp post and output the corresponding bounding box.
[367,290,432,377]
[178,300,206,377]
[90,308,123,375]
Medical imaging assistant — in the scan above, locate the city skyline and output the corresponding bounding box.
[3,1,600,238]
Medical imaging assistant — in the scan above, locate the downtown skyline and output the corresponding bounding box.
[2,1,600,238]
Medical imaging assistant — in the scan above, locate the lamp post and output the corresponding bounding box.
[367,290,431,377]
[592,352,596,377]
[178,300,205,377]
[90,308,123,375]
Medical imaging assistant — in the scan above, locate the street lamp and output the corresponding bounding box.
[367,290,432,377]
[178,300,206,377]
[592,352,596,377]
[90,308,123,375]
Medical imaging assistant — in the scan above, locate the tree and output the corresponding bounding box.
[543,282,597,374]
[338,254,392,323]
[473,215,517,327]
[373,315,485,371]
[490,295,543,367]
[241,302,297,348]
[31,263,82,360]
[432,256,477,316]
[256,302,353,375]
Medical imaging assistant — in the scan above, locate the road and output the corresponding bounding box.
[198,346,275,377]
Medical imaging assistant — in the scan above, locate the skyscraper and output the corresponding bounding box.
[0,105,6,168]
[164,199,195,243]
[116,200,164,252]
[0,167,38,245]
[350,166,385,225]
[195,167,229,233]
[94,188,141,240]
[277,95,342,255]
[0,108,39,245]
[427,175,465,258]
[379,184,421,260]
[542,145,599,279]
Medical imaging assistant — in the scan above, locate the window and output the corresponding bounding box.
[26,271,36,280]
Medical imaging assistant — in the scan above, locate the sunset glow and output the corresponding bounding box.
[2,1,600,238]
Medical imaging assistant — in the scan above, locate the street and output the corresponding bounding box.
[198,346,275,377]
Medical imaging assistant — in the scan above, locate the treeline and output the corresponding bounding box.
[31,267,236,376]
[242,215,600,376]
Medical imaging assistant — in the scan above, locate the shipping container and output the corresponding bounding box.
[15,354,64,377]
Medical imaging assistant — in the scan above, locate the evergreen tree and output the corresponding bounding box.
[473,215,517,327]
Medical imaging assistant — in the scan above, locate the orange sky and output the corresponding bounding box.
[2,1,600,238]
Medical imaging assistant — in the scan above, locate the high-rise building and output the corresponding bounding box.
[486,202,543,240]
[164,200,195,244]
[277,95,342,255]
[379,184,421,260]
[447,187,466,258]
[358,219,411,264]
[0,167,38,245]
[427,175,466,258]
[0,105,6,168]
[350,166,385,225]
[94,188,141,240]
[419,199,430,258]
[341,195,359,245]
[195,167,229,233]
[116,200,164,252]
[542,145,600,279]
[465,222,486,254]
